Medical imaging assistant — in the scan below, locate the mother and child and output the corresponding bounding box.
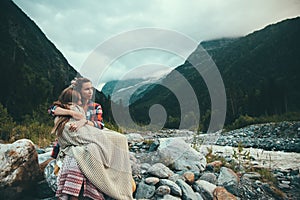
[49,77,134,200]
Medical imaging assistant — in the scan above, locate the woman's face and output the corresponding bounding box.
[80,82,93,100]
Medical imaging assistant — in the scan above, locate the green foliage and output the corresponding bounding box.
[8,122,54,148]
[205,144,279,187]
[191,132,203,152]
[232,141,251,171]
[225,112,300,131]
[0,103,55,147]
[204,146,226,173]
[0,103,16,141]
[227,115,257,130]
[104,122,124,133]
[12,122,55,148]
[22,102,54,125]
[255,168,277,184]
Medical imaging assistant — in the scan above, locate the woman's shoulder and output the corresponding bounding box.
[88,100,102,108]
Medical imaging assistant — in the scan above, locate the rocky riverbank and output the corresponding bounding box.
[1,121,299,199]
[132,121,300,153]
[124,121,300,200]
[216,121,300,153]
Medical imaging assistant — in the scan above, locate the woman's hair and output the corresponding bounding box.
[51,87,81,136]
[72,77,91,93]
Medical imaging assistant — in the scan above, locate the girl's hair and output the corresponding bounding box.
[58,86,81,105]
[51,87,81,136]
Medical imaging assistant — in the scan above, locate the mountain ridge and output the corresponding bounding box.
[0,0,113,123]
[129,16,300,130]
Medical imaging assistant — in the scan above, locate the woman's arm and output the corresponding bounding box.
[87,103,105,129]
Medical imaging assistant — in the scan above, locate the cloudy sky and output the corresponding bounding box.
[12,0,300,88]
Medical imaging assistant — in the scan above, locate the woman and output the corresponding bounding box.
[52,86,133,200]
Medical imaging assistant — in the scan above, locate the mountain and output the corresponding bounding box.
[0,0,78,121]
[0,0,111,123]
[130,17,300,130]
[101,77,162,106]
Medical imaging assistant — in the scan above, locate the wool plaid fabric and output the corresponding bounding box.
[86,100,104,129]
[56,155,105,200]
[57,105,133,200]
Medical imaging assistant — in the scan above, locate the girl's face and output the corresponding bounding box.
[80,82,93,100]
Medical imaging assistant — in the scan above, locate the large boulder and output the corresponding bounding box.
[0,139,43,199]
[158,138,207,172]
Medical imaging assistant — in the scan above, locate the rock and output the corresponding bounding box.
[205,164,214,172]
[145,177,160,185]
[195,192,204,200]
[213,186,237,200]
[126,133,144,143]
[261,183,288,200]
[160,179,182,197]
[135,181,156,199]
[183,171,195,184]
[242,172,261,180]
[216,121,300,153]
[217,167,239,196]
[169,173,184,183]
[0,139,43,200]
[39,157,55,188]
[157,194,182,200]
[44,159,58,192]
[129,152,141,176]
[176,179,198,200]
[207,160,223,168]
[199,172,217,184]
[147,163,174,178]
[36,148,46,154]
[158,138,206,172]
[149,139,160,152]
[140,162,152,174]
[35,179,56,199]
[156,185,171,196]
[38,151,52,164]
[194,179,217,199]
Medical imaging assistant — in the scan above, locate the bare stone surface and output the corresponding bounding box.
[0,139,43,199]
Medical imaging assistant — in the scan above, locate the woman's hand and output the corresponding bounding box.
[69,119,88,132]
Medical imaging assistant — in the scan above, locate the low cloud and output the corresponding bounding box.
[12,0,300,86]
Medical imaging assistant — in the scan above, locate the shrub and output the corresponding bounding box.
[10,122,55,148]
[0,103,16,141]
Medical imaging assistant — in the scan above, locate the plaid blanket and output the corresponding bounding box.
[57,105,133,200]
[56,155,105,199]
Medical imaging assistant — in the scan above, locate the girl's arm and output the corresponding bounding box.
[48,105,85,120]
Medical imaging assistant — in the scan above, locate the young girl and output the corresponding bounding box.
[52,86,133,200]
